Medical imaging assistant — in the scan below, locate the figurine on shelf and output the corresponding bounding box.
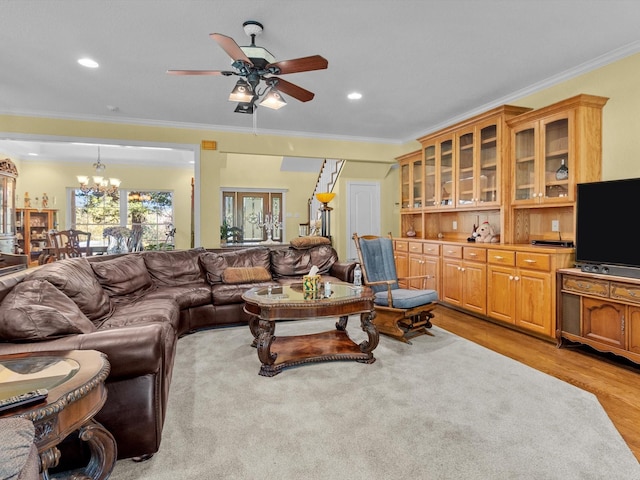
[23,192,31,208]
[42,193,49,208]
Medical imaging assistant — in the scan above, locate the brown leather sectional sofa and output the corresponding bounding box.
[0,242,355,461]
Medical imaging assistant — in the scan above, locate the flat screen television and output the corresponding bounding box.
[576,177,640,273]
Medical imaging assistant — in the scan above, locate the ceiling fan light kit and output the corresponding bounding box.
[167,20,328,114]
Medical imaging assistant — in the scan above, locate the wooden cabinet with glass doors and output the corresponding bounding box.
[398,150,424,238]
[507,94,608,244]
[16,208,58,266]
[405,105,530,241]
[0,159,18,254]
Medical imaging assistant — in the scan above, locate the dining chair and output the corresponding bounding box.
[48,229,92,260]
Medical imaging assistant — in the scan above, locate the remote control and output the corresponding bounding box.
[0,389,48,413]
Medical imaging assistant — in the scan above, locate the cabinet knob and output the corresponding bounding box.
[524,259,536,264]
[461,268,466,272]
[494,255,504,260]
[509,275,514,280]
[514,276,520,281]
[469,252,477,257]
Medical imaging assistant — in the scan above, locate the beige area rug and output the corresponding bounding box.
[111,318,640,479]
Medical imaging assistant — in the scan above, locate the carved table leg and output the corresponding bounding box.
[358,310,379,360]
[49,420,117,480]
[249,316,274,347]
[257,321,278,376]
[335,315,349,331]
[78,420,117,480]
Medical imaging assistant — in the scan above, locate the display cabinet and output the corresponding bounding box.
[507,94,608,244]
[0,159,18,254]
[16,208,58,265]
[407,105,531,241]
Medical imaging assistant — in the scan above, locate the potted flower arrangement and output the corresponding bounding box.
[103,226,132,254]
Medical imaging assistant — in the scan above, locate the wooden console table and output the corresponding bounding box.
[243,282,379,376]
[0,350,116,479]
[557,267,640,364]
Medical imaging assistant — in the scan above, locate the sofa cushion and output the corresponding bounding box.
[199,248,271,284]
[270,245,338,279]
[91,254,153,297]
[211,281,275,306]
[98,298,180,332]
[0,279,96,341]
[142,248,205,286]
[290,236,331,249]
[143,284,212,309]
[27,258,112,322]
[222,266,271,284]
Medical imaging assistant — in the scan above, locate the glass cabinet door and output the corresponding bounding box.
[401,163,410,209]
[424,145,436,207]
[479,124,498,204]
[513,126,537,202]
[456,131,474,206]
[439,138,454,207]
[412,158,423,208]
[542,117,570,201]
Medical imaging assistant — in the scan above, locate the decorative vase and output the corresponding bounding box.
[107,236,129,254]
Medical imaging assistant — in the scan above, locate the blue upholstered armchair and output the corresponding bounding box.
[353,233,438,343]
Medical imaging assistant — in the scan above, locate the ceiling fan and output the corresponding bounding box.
[167,21,328,114]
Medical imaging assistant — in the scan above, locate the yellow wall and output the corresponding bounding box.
[9,160,193,248]
[3,51,640,258]
[509,51,640,181]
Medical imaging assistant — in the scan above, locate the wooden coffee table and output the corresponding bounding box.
[243,282,379,376]
[0,350,116,479]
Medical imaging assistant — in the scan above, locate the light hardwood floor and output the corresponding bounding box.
[430,306,640,462]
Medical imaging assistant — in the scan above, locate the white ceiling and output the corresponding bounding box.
[1,0,640,165]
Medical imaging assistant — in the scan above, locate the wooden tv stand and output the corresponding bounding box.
[556,267,640,364]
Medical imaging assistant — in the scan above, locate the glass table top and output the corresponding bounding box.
[244,282,368,304]
[0,356,80,399]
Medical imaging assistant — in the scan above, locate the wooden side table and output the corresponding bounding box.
[0,350,116,480]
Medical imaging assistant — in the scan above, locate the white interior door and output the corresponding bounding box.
[346,181,381,261]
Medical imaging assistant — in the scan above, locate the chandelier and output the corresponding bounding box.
[76,147,121,197]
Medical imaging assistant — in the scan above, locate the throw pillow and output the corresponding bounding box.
[0,279,96,341]
[222,266,271,284]
[199,247,271,284]
[91,254,153,297]
[27,257,112,322]
[290,236,331,249]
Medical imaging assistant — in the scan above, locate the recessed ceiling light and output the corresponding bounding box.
[347,92,362,100]
[78,58,99,68]
[27,153,38,156]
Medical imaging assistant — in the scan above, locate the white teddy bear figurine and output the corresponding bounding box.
[476,221,500,243]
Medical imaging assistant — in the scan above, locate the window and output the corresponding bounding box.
[70,189,174,250]
[222,190,283,243]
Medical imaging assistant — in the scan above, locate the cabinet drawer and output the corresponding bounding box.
[611,282,640,305]
[487,249,515,266]
[422,243,440,256]
[463,247,486,262]
[562,275,609,297]
[516,252,551,271]
[442,245,463,259]
[395,241,408,252]
[409,242,423,253]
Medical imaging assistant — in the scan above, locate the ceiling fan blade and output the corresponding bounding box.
[166,70,232,76]
[210,33,253,65]
[267,55,328,75]
[272,78,315,102]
